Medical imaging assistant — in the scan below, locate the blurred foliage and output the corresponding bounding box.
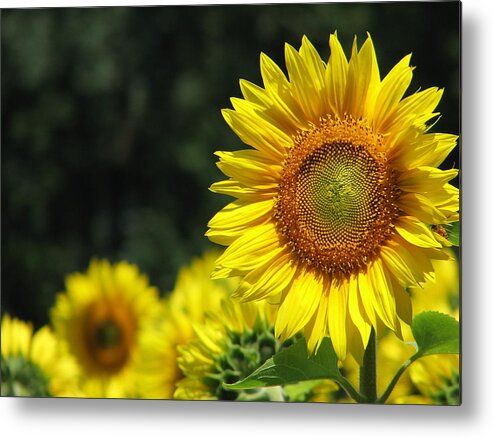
[1,3,460,327]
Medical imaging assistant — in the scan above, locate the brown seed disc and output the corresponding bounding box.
[274,116,399,278]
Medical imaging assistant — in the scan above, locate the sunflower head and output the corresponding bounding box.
[275,115,400,279]
[1,315,78,397]
[175,298,300,401]
[50,259,162,398]
[207,32,459,362]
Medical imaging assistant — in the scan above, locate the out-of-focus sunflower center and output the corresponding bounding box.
[83,300,136,374]
[95,320,122,348]
[275,116,399,278]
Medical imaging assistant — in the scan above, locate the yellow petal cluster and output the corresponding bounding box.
[1,315,79,397]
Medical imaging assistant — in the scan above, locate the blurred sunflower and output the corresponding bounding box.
[399,247,459,343]
[395,354,460,405]
[207,32,459,362]
[174,299,277,400]
[175,298,338,402]
[394,249,460,405]
[408,248,460,321]
[1,315,78,397]
[50,259,162,398]
[136,251,236,399]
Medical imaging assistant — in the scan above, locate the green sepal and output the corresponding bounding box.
[223,337,341,390]
[1,355,51,397]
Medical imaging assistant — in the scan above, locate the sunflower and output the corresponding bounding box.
[135,251,236,399]
[207,32,459,362]
[174,299,277,400]
[50,259,162,398]
[175,298,334,402]
[1,315,78,397]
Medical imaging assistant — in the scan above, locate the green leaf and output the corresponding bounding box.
[412,311,460,357]
[445,221,460,246]
[224,337,341,390]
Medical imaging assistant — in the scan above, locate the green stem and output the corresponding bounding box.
[376,353,419,404]
[335,376,367,403]
[360,328,377,403]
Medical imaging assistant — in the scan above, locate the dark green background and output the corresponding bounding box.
[1,2,460,328]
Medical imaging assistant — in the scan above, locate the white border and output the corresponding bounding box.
[1,0,492,436]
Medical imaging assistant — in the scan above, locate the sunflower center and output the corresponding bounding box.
[95,320,122,349]
[83,301,136,374]
[275,116,399,278]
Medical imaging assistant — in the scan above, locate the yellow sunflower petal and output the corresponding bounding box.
[327,281,349,360]
[206,199,274,246]
[368,259,398,331]
[392,283,413,325]
[347,275,372,349]
[212,223,282,277]
[398,167,458,192]
[395,216,441,248]
[325,32,349,116]
[380,244,419,287]
[399,192,448,224]
[346,315,367,366]
[260,52,304,131]
[240,78,272,108]
[423,134,459,168]
[299,35,327,106]
[357,270,378,329]
[209,179,276,201]
[344,34,380,119]
[230,95,265,115]
[222,108,291,161]
[388,236,434,284]
[285,44,318,121]
[215,149,282,186]
[393,132,458,169]
[373,54,414,131]
[236,250,297,302]
[276,269,323,342]
[304,287,329,353]
[388,87,443,134]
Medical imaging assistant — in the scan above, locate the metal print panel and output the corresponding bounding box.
[1,1,460,405]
